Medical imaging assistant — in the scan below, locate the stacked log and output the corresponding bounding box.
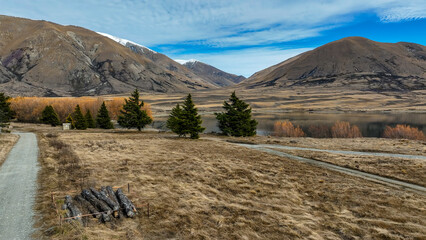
[62,185,137,224]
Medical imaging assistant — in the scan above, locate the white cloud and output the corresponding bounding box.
[171,47,312,77]
[1,0,424,47]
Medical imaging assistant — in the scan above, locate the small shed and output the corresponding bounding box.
[63,123,71,130]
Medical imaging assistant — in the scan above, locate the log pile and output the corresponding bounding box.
[62,186,137,224]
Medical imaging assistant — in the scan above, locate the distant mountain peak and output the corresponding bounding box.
[96,32,157,53]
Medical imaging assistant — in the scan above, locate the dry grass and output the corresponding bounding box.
[33,130,426,239]
[0,133,19,167]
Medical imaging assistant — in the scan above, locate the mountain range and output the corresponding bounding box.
[0,15,425,96]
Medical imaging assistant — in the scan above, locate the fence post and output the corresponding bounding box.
[128,183,130,193]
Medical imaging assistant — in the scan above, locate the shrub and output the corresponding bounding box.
[0,92,15,127]
[307,125,331,138]
[383,124,425,140]
[331,121,362,138]
[273,121,305,137]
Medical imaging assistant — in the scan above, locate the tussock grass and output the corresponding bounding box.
[0,133,19,167]
[34,131,426,239]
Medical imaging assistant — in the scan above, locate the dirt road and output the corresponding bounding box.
[0,132,39,240]
[236,143,426,194]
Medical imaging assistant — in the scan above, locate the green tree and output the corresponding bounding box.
[72,105,88,130]
[118,89,152,131]
[167,94,204,139]
[166,104,185,137]
[40,105,61,126]
[96,102,114,129]
[85,110,96,128]
[215,91,257,137]
[0,92,15,123]
[65,114,75,129]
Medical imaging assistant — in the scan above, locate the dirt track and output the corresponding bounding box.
[0,132,39,240]
[237,143,426,194]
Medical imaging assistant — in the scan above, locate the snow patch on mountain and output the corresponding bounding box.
[175,59,198,65]
[97,32,156,53]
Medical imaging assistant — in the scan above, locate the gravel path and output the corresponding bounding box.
[0,132,39,240]
[237,143,426,195]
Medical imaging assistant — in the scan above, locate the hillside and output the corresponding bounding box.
[242,37,426,92]
[0,15,216,96]
[178,60,246,87]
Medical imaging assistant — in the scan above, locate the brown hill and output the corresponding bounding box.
[181,60,245,87]
[0,15,216,96]
[242,37,426,91]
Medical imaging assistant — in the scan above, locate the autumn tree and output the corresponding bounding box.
[215,92,257,137]
[40,105,61,126]
[65,114,75,129]
[118,89,152,131]
[72,105,88,130]
[85,110,96,128]
[97,102,114,129]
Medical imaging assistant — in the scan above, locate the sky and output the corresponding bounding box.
[1,0,425,77]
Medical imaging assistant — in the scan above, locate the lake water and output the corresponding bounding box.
[151,112,426,138]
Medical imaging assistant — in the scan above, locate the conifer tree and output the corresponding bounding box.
[166,104,185,137]
[118,89,152,131]
[215,91,257,137]
[167,94,204,139]
[72,105,88,130]
[40,105,61,126]
[85,110,96,128]
[0,92,15,123]
[65,114,75,129]
[96,102,114,129]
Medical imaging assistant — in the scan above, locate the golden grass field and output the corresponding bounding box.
[0,133,19,167]
[137,88,426,115]
[13,122,423,240]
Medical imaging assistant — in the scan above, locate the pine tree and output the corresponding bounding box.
[167,94,204,139]
[40,105,61,126]
[65,114,75,129]
[72,105,88,130]
[97,102,114,129]
[85,110,96,128]
[118,89,152,131]
[166,104,185,137]
[0,92,15,123]
[215,91,257,137]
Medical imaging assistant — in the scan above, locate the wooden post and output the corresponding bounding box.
[147,203,150,218]
[128,183,130,193]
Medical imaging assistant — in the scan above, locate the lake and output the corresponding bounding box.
[151,112,426,138]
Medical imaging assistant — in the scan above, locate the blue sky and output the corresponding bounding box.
[1,0,425,77]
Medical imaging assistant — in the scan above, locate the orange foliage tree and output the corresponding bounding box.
[10,97,152,123]
[331,121,362,138]
[383,124,425,140]
[273,121,305,137]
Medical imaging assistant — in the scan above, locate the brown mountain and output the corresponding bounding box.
[0,15,216,96]
[180,60,245,87]
[97,33,245,87]
[242,37,426,92]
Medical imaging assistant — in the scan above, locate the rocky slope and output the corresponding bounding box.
[178,60,245,87]
[242,37,426,92]
[0,15,216,96]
